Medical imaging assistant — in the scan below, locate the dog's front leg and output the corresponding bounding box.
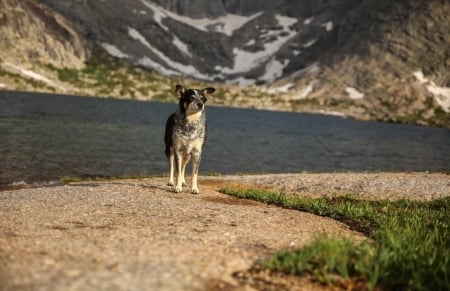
[191,152,201,194]
[174,152,183,193]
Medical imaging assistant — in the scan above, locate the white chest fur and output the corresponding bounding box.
[186,111,203,123]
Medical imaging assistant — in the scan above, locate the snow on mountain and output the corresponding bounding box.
[101,43,129,59]
[299,83,314,99]
[37,0,323,86]
[3,62,65,92]
[139,0,262,36]
[321,21,333,32]
[172,36,191,57]
[214,14,298,84]
[128,27,208,79]
[345,87,365,100]
[414,70,450,112]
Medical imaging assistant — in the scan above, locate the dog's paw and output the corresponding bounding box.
[167,181,174,186]
[174,186,182,193]
[191,187,199,194]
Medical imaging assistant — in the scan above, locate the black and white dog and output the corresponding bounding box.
[164,84,215,194]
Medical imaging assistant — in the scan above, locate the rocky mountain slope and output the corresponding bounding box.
[0,0,89,87]
[0,0,449,127]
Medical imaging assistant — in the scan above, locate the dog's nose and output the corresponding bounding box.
[197,102,203,109]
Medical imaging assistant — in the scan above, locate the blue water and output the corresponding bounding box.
[0,90,449,185]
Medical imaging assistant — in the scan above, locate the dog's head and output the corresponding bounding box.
[175,84,215,115]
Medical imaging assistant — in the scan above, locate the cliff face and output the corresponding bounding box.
[0,0,89,92]
[0,0,448,126]
[0,0,88,68]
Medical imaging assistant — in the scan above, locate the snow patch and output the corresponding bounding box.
[137,57,179,76]
[413,71,427,84]
[266,83,294,94]
[216,14,298,82]
[128,27,209,79]
[19,69,55,85]
[319,110,346,117]
[172,36,191,57]
[148,2,169,31]
[12,180,27,186]
[245,39,255,46]
[259,58,289,83]
[101,43,129,59]
[413,70,450,112]
[139,0,262,36]
[303,39,317,48]
[4,62,65,91]
[299,83,314,99]
[427,84,450,112]
[276,14,298,28]
[321,21,333,31]
[230,77,255,87]
[303,17,313,25]
[294,62,320,76]
[345,87,364,99]
[146,0,199,59]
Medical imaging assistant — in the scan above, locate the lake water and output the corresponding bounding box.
[1,90,449,186]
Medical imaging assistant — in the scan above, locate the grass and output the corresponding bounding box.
[393,109,450,128]
[53,47,167,98]
[220,187,450,290]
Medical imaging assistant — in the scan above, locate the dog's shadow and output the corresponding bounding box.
[112,182,191,195]
[67,181,171,193]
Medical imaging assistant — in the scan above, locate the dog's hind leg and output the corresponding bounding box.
[190,152,201,194]
[167,152,175,186]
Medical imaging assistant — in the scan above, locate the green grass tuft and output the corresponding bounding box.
[220,187,450,290]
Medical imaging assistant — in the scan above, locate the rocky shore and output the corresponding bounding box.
[1,173,448,290]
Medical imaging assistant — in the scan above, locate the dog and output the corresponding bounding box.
[164,84,215,194]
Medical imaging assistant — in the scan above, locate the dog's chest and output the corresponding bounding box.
[173,113,206,141]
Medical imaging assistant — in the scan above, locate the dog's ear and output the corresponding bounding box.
[202,87,215,96]
[175,85,185,98]
[201,87,214,102]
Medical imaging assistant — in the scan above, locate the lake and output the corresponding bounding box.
[1,90,449,186]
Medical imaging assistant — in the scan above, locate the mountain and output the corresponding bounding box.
[0,0,449,127]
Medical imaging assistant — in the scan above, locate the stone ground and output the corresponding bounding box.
[0,173,448,290]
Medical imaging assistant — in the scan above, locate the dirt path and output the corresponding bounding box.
[0,173,448,290]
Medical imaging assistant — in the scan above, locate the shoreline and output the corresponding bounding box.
[2,172,449,200]
[2,88,449,128]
